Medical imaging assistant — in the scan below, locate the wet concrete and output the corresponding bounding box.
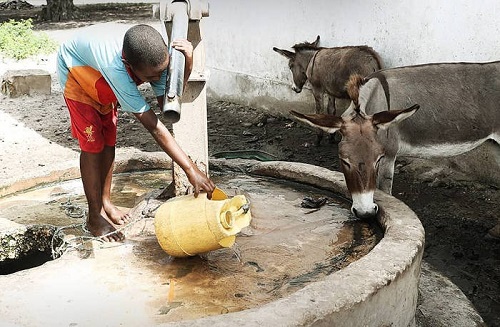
[0,168,381,325]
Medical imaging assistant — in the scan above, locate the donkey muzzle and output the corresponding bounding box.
[352,204,379,220]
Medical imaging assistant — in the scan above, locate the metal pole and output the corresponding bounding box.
[162,1,189,123]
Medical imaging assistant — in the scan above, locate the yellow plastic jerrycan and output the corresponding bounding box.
[154,188,252,257]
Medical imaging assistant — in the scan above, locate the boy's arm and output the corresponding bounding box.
[134,109,215,198]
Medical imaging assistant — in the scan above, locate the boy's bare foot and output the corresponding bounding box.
[103,202,131,225]
[87,213,125,242]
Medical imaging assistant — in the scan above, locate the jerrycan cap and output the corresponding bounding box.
[211,187,228,201]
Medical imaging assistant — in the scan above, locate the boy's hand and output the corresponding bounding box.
[185,165,215,199]
[172,39,193,61]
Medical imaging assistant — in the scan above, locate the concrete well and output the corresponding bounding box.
[0,153,424,327]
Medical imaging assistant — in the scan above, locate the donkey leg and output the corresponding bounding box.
[326,95,336,116]
[326,95,342,143]
[312,90,325,146]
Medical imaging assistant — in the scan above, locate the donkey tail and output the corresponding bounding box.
[346,74,366,107]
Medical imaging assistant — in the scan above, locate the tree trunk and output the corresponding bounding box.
[40,0,77,22]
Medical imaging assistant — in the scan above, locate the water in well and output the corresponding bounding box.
[0,169,382,324]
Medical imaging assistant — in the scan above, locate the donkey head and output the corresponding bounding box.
[290,104,419,219]
[273,36,321,93]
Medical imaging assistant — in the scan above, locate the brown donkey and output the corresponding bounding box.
[274,36,382,144]
[291,61,500,238]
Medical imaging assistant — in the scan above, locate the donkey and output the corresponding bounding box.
[290,61,500,238]
[273,36,383,144]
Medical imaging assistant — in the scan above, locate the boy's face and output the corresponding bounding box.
[126,55,170,83]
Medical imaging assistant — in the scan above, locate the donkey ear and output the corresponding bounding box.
[313,35,320,46]
[273,47,295,59]
[372,104,420,130]
[290,110,343,134]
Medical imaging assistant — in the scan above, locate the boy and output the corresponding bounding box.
[56,23,215,242]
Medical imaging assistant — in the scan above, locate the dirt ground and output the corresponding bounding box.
[1,3,499,326]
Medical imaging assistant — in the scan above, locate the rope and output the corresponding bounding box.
[50,196,160,259]
[309,48,322,81]
[59,197,86,219]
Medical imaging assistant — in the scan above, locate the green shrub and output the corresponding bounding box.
[0,19,58,60]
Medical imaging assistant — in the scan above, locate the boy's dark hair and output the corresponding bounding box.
[123,24,168,68]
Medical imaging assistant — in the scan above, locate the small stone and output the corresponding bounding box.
[1,69,51,98]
